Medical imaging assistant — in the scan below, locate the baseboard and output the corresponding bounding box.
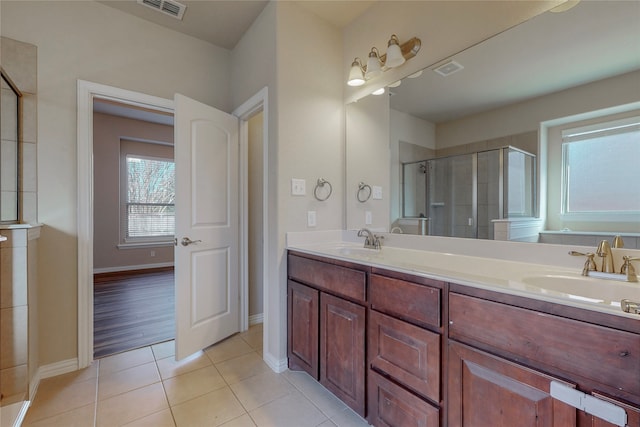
[39,358,79,379]
[249,313,264,325]
[28,368,41,405]
[15,400,30,427]
[93,262,174,275]
[263,351,288,374]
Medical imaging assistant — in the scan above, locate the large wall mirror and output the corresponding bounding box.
[346,0,640,242]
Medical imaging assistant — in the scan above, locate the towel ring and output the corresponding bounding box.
[313,178,332,202]
[357,182,372,203]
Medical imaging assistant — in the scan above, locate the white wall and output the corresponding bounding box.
[1,0,231,366]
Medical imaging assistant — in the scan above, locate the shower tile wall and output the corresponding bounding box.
[1,36,38,223]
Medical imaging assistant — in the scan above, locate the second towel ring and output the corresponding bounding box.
[314,178,333,201]
[357,182,372,203]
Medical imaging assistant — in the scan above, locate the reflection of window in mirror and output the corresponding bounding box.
[561,116,640,216]
[0,70,21,223]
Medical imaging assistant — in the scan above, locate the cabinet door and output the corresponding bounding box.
[288,280,319,379]
[448,342,577,427]
[320,292,366,417]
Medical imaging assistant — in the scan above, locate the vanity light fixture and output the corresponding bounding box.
[365,48,383,79]
[372,87,385,96]
[347,34,421,86]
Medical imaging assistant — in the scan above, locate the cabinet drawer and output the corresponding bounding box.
[288,253,366,302]
[368,370,439,427]
[369,311,440,402]
[449,293,640,398]
[370,274,441,328]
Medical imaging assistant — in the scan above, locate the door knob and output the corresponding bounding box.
[181,237,202,246]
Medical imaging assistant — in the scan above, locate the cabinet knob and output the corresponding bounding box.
[619,350,630,357]
[449,320,454,325]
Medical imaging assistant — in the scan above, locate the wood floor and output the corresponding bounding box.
[93,267,175,358]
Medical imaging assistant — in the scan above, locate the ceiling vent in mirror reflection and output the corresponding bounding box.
[137,0,187,20]
[433,60,464,77]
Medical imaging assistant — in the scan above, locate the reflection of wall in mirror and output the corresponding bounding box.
[346,94,390,230]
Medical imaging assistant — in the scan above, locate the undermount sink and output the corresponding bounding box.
[336,246,381,258]
[521,274,639,305]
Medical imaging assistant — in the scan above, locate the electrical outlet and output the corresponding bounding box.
[291,178,306,196]
[307,211,317,227]
[150,250,156,257]
[365,211,372,225]
[372,186,383,200]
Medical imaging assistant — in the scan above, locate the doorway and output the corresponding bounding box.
[77,81,269,368]
[92,99,177,357]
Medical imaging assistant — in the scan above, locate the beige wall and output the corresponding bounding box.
[93,113,174,271]
[1,0,568,372]
[248,112,264,318]
[346,94,390,230]
[436,70,640,148]
[1,0,231,366]
[343,1,560,103]
[274,2,344,363]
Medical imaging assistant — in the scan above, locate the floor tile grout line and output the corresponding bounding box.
[93,359,100,427]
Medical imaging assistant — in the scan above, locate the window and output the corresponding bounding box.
[125,155,175,240]
[561,116,640,216]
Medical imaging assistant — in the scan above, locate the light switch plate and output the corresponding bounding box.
[365,211,372,225]
[291,178,306,196]
[372,186,383,200]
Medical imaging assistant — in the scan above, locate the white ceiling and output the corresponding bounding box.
[97,0,374,49]
[389,0,640,123]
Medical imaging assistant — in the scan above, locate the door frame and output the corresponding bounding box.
[77,80,269,368]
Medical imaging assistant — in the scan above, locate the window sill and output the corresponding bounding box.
[117,241,174,249]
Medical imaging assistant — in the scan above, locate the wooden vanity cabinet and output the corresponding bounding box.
[448,289,640,427]
[448,341,577,426]
[287,280,319,378]
[287,252,368,417]
[368,271,444,426]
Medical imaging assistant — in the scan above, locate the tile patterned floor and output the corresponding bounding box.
[22,325,371,427]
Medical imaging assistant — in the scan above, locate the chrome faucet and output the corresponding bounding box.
[357,228,383,249]
[596,239,615,273]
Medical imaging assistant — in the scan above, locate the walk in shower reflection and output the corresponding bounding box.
[402,147,535,239]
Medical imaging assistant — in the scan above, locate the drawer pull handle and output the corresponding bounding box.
[619,350,630,357]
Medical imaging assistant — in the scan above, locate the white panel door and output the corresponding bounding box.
[174,93,240,360]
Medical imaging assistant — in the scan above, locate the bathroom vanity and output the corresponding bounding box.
[286,242,640,427]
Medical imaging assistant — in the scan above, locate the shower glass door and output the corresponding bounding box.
[427,154,475,238]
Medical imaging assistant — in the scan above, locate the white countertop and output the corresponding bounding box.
[287,230,640,320]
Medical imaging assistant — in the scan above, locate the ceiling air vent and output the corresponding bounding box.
[432,60,464,77]
[137,0,187,20]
